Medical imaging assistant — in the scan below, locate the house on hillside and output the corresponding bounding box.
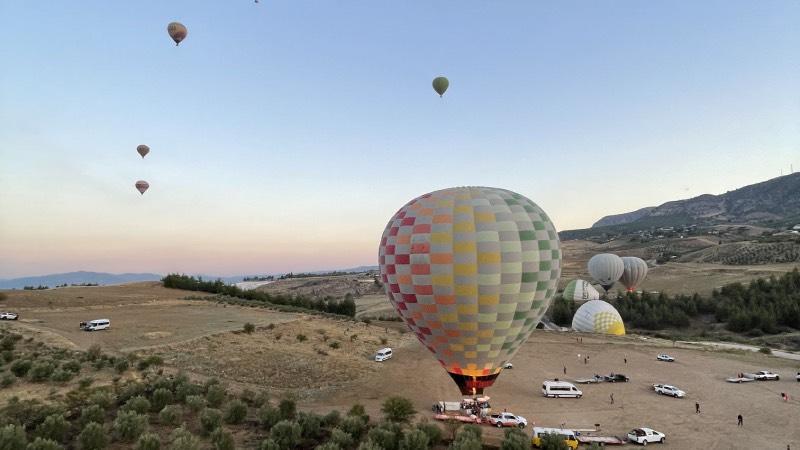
[793,224,800,230]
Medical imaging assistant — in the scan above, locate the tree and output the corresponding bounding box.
[210,429,234,450]
[113,411,149,442]
[151,388,173,412]
[168,427,199,450]
[400,429,430,450]
[199,408,223,435]
[123,396,151,415]
[278,399,296,420]
[78,423,108,450]
[270,421,301,450]
[224,400,247,425]
[36,414,68,443]
[205,385,226,408]
[135,433,161,450]
[0,424,27,450]
[538,433,569,450]
[500,429,528,450]
[25,438,62,450]
[381,396,416,423]
[258,406,282,431]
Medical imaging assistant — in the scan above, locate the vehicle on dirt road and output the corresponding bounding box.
[627,428,665,445]
[374,348,393,362]
[79,319,110,331]
[656,354,674,362]
[0,312,19,320]
[531,427,579,449]
[488,412,527,428]
[502,362,513,369]
[653,384,685,398]
[604,373,630,382]
[752,371,779,381]
[542,381,583,398]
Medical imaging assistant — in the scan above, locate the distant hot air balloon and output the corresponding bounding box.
[167,22,188,46]
[136,145,150,159]
[620,257,648,292]
[572,300,625,335]
[432,76,449,97]
[562,279,600,302]
[379,186,562,395]
[135,180,149,195]
[588,253,624,293]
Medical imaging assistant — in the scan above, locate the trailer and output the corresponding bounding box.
[577,434,626,445]
[432,396,492,424]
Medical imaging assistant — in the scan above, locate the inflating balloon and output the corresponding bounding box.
[562,279,600,302]
[378,186,561,395]
[572,300,625,335]
[620,257,648,292]
[588,253,624,292]
[136,145,150,159]
[167,22,188,46]
[432,76,449,97]
[135,180,149,195]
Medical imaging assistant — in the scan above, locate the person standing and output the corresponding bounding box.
[563,365,567,375]
[695,402,700,414]
[737,414,743,427]
[610,393,614,405]
[624,357,627,364]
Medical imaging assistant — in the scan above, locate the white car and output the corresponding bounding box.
[653,384,685,398]
[0,312,19,320]
[374,348,393,362]
[502,362,513,369]
[487,412,527,428]
[656,354,674,362]
[795,372,799,382]
[753,371,779,381]
[627,428,665,445]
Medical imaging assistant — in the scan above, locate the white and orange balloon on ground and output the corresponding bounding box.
[378,187,561,394]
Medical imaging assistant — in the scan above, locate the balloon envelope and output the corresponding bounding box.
[432,76,449,97]
[378,186,561,394]
[136,145,150,159]
[135,180,149,195]
[572,300,625,335]
[588,253,624,292]
[167,22,188,46]
[620,257,648,292]
[562,279,600,302]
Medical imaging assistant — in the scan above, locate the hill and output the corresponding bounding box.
[0,271,162,289]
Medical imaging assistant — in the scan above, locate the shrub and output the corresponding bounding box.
[259,439,280,450]
[323,410,341,427]
[278,398,296,420]
[380,337,388,345]
[159,405,182,426]
[270,421,301,450]
[759,347,772,354]
[369,427,399,450]
[329,429,353,449]
[224,399,247,425]
[10,360,32,377]
[458,425,482,440]
[78,422,108,450]
[339,416,367,439]
[78,377,94,389]
[500,428,529,450]
[449,436,482,450]
[123,396,151,415]
[114,360,129,374]
[80,405,105,426]
[298,412,322,439]
[151,388,173,412]
[28,361,55,382]
[316,444,341,450]
[26,437,63,450]
[36,414,69,443]
[175,382,199,404]
[416,422,442,445]
[61,360,82,373]
[0,424,27,450]
[1,373,16,388]
[537,432,570,450]
[243,323,255,334]
[168,427,199,450]
[1,337,17,352]
[401,429,430,450]
[137,355,163,371]
[357,440,384,450]
[328,342,340,349]
[258,406,282,431]
[185,395,205,413]
[199,408,223,435]
[210,429,234,450]
[381,396,416,423]
[251,391,270,408]
[86,345,103,362]
[135,433,161,450]
[50,369,73,383]
[113,410,149,442]
[1,350,14,363]
[205,384,226,408]
[296,334,307,342]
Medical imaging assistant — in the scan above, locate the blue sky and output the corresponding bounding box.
[1,0,799,278]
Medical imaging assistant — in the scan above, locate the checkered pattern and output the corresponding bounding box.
[571,300,626,336]
[379,187,562,378]
[563,279,600,302]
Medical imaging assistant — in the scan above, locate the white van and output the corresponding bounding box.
[542,380,582,398]
[80,319,110,331]
[375,347,393,362]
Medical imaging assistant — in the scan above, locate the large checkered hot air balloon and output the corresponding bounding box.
[571,300,625,335]
[378,187,561,395]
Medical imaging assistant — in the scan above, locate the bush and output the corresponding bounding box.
[50,369,73,383]
[88,391,114,409]
[123,396,151,415]
[159,405,182,426]
[328,342,340,349]
[329,429,353,449]
[401,429,430,450]
[135,433,161,450]
[259,439,280,450]
[79,422,108,450]
[175,382,199,404]
[339,415,367,439]
[210,429,235,450]
[270,420,302,449]
[87,345,103,362]
[243,323,255,334]
[500,429,528,450]
[0,424,27,450]
[357,440,384,450]
[10,360,32,377]
[137,356,163,372]
[382,396,416,423]
[36,414,69,443]
[78,377,94,389]
[296,334,307,342]
[759,347,772,354]
[28,361,55,382]
[459,425,482,440]
[205,384,226,408]
[367,428,398,450]
[316,444,341,450]
[199,408,223,435]
[1,373,16,388]
[80,405,105,427]
[258,406,282,431]
[538,432,569,450]
[298,412,322,439]
[1,350,13,363]
[113,410,149,442]
[323,410,341,427]
[223,399,247,425]
[114,360,129,374]
[168,427,199,450]
[26,437,63,450]
[278,398,296,420]
[449,434,481,450]
[185,395,205,413]
[61,360,81,373]
[151,388,173,412]
[416,422,442,446]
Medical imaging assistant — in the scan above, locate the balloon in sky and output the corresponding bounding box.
[135,180,149,195]
[620,257,648,292]
[136,145,150,159]
[588,253,624,292]
[572,300,625,335]
[378,186,561,395]
[562,279,600,302]
[167,22,188,46]
[432,76,449,97]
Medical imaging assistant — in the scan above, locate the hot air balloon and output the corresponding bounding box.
[588,253,624,293]
[562,279,600,302]
[135,180,149,195]
[572,300,625,335]
[620,257,648,292]
[378,186,561,395]
[136,145,150,159]
[432,76,449,97]
[167,22,188,46]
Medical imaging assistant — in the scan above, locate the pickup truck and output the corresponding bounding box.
[487,412,527,428]
[656,354,674,362]
[627,428,666,445]
[653,384,685,398]
[752,371,780,381]
[0,312,18,320]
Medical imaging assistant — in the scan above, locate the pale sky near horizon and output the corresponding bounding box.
[1,1,799,278]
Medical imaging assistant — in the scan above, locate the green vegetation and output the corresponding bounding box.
[381,396,416,423]
[243,322,256,334]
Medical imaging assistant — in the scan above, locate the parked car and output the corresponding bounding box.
[796,372,799,382]
[0,312,19,320]
[627,428,665,445]
[531,427,579,449]
[752,371,779,381]
[487,412,527,428]
[653,384,685,398]
[542,381,583,398]
[502,362,514,369]
[604,373,630,382]
[656,354,674,362]
[79,319,110,331]
[374,348,393,362]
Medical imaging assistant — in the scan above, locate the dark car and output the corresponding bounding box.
[604,373,630,383]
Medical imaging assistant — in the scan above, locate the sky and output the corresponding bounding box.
[1,0,799,278]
